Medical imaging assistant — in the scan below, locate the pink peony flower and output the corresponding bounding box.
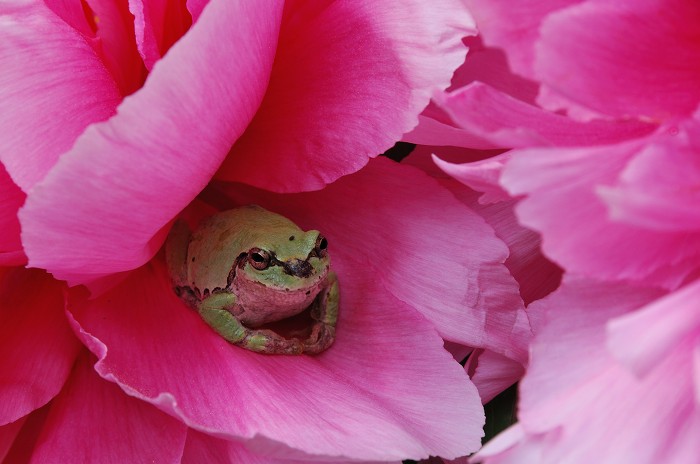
[408,0,700,462]
[0,0,528,461]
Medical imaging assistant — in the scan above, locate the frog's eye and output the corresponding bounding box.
[314,235,328,257]
[248,248,271,270]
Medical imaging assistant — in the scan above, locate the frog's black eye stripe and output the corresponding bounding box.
[248,248,271,270]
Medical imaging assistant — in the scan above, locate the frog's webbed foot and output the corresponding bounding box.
[303,271,339,354]
[197,293,304,355]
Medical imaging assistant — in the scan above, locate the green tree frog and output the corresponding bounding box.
[165,206,338,355]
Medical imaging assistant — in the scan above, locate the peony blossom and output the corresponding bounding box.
[0,0,526,462]
[408,0,700,462]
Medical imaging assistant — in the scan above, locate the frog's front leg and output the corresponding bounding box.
[303,271,339,354]
[197,293,304,355]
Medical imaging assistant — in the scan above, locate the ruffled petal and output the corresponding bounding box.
[481,279,700,464]
[502,141,700,290]
[536,0,700,120]
[599,120,700,232]
[0,269,80,425]
[462,0,579,78]
[0,1,120,191]
[29,353,188,463]
[216,0,473,192]
[69,259,484,461]
[437,82,655,148]
[434,153,512,205]
[217,158,526,361]
[20,0,284,285]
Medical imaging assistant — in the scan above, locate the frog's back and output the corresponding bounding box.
[186,206,302,293]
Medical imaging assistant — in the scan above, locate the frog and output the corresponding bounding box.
[165,205,338,355]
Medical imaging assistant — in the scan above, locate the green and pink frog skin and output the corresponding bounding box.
[166,206,338,355]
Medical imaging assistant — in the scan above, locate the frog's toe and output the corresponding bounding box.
[242,330,304,355]
[302,322,335,354]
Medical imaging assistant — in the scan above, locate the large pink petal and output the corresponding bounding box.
[0,164,25,265]
[216,0,473,192]
[536,0,700,120]
[502,140,700,290]
[0,1,120,192]
[216,158,527,361]
[69,259,484,461]
[607,279,700,377]
[0,269,80,425]
[462,0,580,78]
[480,279,700,464]
[20,0,283,285]
[518,278,664,433]
[438,83,655,148]
[30,353,187,463]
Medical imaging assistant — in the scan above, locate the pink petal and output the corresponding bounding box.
[20,0,284,285]
[30,353,187,463]
[462,0,579,78]
[0,1,120,192]
[403,114,498,149]
[450,36,539,104]
[472,424,544,464]
[182,430,397,464]
[607,279,700,377]
[489,279,700,464]
[217,158,527,361]
[463,198,562,306]
[0,164,25,264]
[404,36,539,148]
[598,121,700,232]
[0,269,80,425]
[430,149,563,306]
[0,417,24,462]
[215,0,473,192]
[2,406,49,464]
[185,0,207,23]
[43,0,97,38]
[536,1,700,120]
[469,349,524,404]
[502,141,700,290]
[434,152,513,204]
[70,259,484,461]
[437,82,655,148]
[129,0,192,70]
[87,0,146,96]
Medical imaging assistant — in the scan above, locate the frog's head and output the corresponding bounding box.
[237,229,330,292]
[229,209,331,326]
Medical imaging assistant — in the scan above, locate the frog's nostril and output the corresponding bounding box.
[285,259,313,278]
